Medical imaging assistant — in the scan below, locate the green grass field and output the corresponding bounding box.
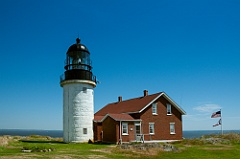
[1,134,240,159]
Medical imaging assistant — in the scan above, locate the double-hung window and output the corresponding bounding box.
[122,122,128,135]
[152,103,157,115]
[149,122,155,135]
[167,103,172,115]
[170,122,175,134]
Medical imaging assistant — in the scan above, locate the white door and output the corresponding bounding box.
[135,122,141,141]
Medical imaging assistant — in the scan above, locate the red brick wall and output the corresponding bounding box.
[116,122,120,143]
[99,118,137,143]
[102,119,136,143]
[128,122,136,141]
[120,121,135,142]
[102,116,117,143]
[139,96,183,141]
[93,122,102,142]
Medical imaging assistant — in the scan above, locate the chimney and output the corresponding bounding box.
[144,90,148,97]
[118,96,122,102]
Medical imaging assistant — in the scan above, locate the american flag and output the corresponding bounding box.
[213,119,222,127]
[211,110,221,118]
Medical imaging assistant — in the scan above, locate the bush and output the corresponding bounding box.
[221,133,240,143]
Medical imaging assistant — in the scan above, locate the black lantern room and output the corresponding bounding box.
[60,38,96,82]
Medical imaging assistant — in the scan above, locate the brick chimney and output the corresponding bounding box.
[144,90,148,97]
[118,96,122,102]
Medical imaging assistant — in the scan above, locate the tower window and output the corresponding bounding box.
[83,87,87,93]
[83,128,87,134]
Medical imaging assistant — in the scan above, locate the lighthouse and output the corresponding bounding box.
[60,38,96,143]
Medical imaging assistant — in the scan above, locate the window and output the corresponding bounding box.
[122,122,128,135]
[167,104,172,115]
[170,122,175,134]
[83,128,87,134]
[149,123,155,134]
[152,103,157,115]
[83,87,87,93]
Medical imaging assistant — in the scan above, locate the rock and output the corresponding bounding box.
[203,138,230,144]
[163,144,178,152]
[118,143,178,152]
[22,149,32,153]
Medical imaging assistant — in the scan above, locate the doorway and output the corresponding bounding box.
[135,122,141,141]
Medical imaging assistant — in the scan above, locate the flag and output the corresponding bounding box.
[213,119,222,127]
[211,110,221,118]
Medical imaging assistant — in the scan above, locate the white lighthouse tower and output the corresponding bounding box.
[60,38,96,143]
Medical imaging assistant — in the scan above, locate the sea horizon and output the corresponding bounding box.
[1,129,239,139]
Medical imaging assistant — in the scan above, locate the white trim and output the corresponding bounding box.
[170,122,176,134]
[139,92,186,115]
[152,103,158,115]
[162,92,186,115]
[122,122,128,135]
[139,93,164,113]
[99,114,110,122]
[119,121,122,144]
[99,114,142,122]
[167,103,172,115]
[134,122,141,138]
[60,79,96,87]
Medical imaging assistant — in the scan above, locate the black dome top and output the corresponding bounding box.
[67,38,89,53]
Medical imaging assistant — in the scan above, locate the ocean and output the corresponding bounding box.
[183,130,240,138]
[0,129,239,139]
[0,129,62,138]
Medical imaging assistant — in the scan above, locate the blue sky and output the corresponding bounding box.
[0,0,239,130]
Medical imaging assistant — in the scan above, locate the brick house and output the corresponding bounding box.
[94,90,186,143]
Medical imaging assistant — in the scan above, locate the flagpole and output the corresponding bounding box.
[221,109,223,135]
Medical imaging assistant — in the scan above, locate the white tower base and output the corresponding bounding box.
[61,80,96,143]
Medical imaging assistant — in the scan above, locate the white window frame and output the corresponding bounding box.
[122,122,128,135]
[170,122,176,134]
[152,103,158,115]
[149,122,155,135]
[167,103,172,115]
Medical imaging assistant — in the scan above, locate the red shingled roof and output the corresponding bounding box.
[94,115,104,122]
[107,113,140,121]
[95,92,162,116]
[94,113,141,122]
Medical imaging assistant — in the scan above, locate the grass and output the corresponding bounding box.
[0,133,240,158]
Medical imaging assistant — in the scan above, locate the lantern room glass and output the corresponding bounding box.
[65,50,91,71]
